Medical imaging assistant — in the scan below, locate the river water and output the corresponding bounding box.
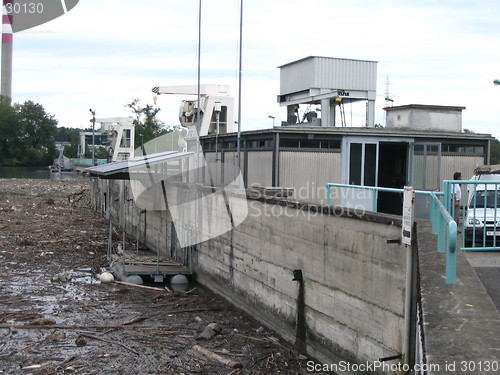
[0,166,89,180]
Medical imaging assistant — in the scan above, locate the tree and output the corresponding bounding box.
[0,96,58,166]
[0,95,21,165]
[490,138,500,165]
[15,100,58,164]
[125,98,169,147]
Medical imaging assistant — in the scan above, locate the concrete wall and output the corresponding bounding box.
[94,179,410,374]
[195,193,408,372]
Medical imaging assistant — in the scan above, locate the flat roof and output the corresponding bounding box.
[277,55,378,68]
[86,151,194,180]
[199,126,493,141]
[384,104,466,112]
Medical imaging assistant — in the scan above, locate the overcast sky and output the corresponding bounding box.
[7,0,500,138]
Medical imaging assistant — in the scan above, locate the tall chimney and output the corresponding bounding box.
[1,0,13,100]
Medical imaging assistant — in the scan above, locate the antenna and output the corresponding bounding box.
[384,75,394,107]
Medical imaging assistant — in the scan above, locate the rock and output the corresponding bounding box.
[256,326,265,333]
[194,316,202,323]
[48,330,66,341]
[98,271,115,283]
[196,322,222,341]
[75,335,87,346]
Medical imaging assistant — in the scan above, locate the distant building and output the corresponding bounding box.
[385,104,465,132]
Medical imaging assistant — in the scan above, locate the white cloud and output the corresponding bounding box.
[3,0,500,137]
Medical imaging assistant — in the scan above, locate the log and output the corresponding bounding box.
[79,333,139,355]
[193,344,242,368]
[0,323,166,330]
[113,280,170,292]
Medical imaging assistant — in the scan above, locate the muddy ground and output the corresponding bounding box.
[0,179,311,375]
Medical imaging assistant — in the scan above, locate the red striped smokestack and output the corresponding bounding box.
[1,0,13,100]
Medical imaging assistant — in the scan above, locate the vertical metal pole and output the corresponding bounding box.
[236,0,243,177]
[90,109,96,166]
[196,0,201,183]
[136,213,140,255]
[157,233,160,275]
[107,222,113,262]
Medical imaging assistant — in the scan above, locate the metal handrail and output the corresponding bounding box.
[326,183,456,284]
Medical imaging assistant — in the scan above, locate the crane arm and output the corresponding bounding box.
[152,84,230,96]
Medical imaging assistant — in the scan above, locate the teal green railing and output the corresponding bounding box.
[444,179,500,251]
[326,183,457,284]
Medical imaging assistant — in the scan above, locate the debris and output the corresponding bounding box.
[121,314,149,326]
[193,344,243,368]
[194,316,202,323]
[51,271,71,283]
[256,326,265,333]
[20,365,39,370]
[113,280,167,292]
[29,317,56,326]
[78,333,139,355]
[75,335,87,346]
[48,330,66,341]
[229,328,239,337]
[197,322,222,341]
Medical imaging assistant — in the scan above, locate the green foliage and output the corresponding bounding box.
[490,138,500,165]
[0,95,58,166]
[125,98,171,147]
[54,126,79,142]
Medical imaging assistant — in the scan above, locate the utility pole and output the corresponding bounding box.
[90,109,96,166]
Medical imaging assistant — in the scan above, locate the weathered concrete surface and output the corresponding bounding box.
[463,251,500,311]
[416,220,500,374]
[194,192,409,374]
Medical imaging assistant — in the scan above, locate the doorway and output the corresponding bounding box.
[377,142,409,214]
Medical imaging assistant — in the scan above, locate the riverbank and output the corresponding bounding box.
[0,179,309,374]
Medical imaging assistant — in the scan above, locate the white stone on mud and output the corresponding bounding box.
[99,271,115,283]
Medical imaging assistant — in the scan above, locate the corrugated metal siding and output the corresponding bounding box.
[313,57,377,91]
[413,155,484,190]
[279,151,341,204]
[222,151,244,185]
[279,58,315,95]
[441,155,484,181]
[280,56,377,95]
[246,151,273,186]
[413,155,440,190]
